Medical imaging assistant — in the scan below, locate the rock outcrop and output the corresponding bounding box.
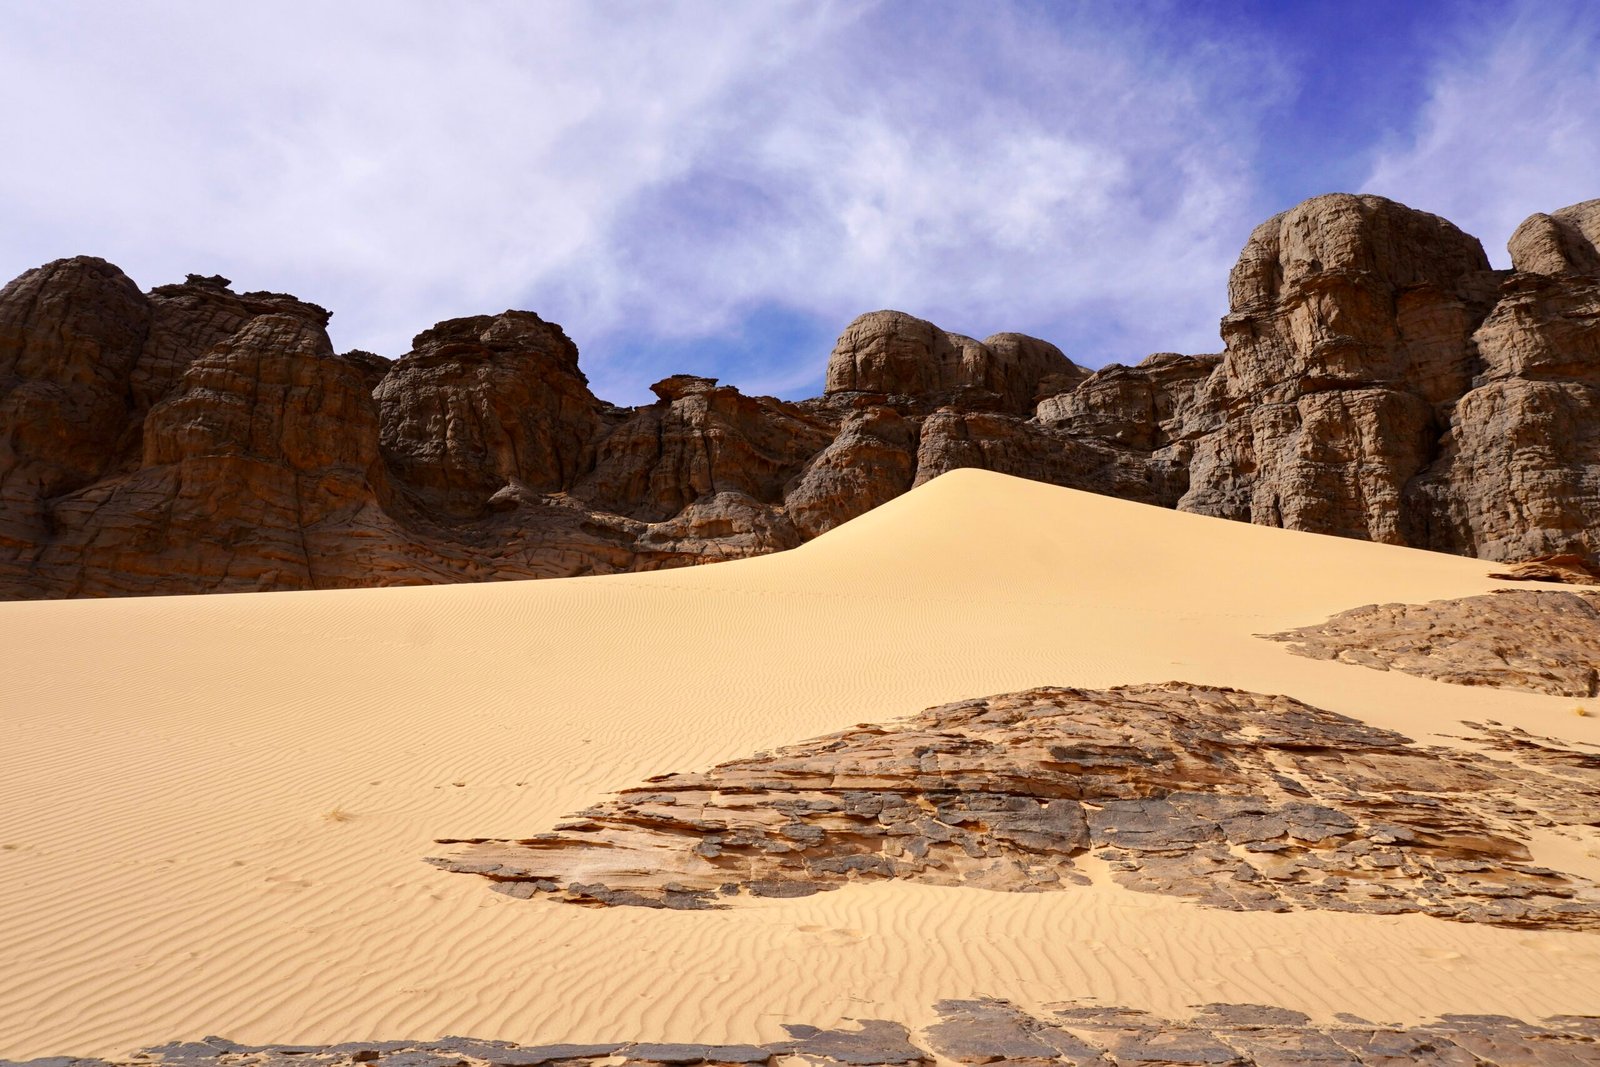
[1264,590,1600,697]
[4,190,1600,599]
[13,1001,1600,1067]
[1177,194,1503,543]
[375,312,606,518]
[821,310,1084,414]
[432,683,1600,928]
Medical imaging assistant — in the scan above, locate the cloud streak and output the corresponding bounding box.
[4,2,1468,403]
[1363,0,1600,266]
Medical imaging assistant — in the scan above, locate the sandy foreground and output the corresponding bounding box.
[2,468,1598,1059]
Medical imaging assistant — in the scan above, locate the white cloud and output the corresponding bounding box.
[1363,1,1600,267]
[0,2,1284,401]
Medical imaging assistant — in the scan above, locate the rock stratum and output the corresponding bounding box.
[9,1000,1600,1067]
[3,193,1599,598]
[431,683,1600,930]
[1266,589,1600,697]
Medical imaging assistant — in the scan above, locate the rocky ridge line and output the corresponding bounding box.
[3,193,1599,599]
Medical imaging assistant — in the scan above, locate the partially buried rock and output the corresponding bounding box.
[1263,589,1600,697]
[430,682,1600,928]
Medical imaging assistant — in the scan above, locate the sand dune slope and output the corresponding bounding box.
[2,469,1597,1058]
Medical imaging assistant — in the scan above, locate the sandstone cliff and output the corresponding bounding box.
[2,192,1597,598]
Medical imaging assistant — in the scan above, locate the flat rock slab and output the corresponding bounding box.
[9,1001,1599,1067]
[1263,589,1600,697]
[431,683,1600,929]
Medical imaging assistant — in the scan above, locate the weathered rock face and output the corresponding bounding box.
[823,309,1085,414]
[434,682,1600,928]
[376,312,607,518]
[0,257,150,564]
[575,374,832,522]
[1508,197,1600,276]
[1178,193,1503,541]
[5,189,1600,599]
[1406,269,1600,561]
[1264,590,1600,697]
[1174,192,1600,566]
[785,405,919,538]
[26,313,399,595]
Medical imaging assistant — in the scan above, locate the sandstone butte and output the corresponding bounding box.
[2,192,1598,600]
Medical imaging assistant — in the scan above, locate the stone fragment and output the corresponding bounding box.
[484,1046,619,1066]
[622,1045,769,1065]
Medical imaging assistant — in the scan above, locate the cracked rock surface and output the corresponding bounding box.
[7,1001,1598,1067]
[1264,590,1600,696]
[430,683,1600,928]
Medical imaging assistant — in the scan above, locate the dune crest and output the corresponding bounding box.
[4,471,1600,1058]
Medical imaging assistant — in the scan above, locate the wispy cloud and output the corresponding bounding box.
[1,2,1288,402]
[1363,0,1600,266]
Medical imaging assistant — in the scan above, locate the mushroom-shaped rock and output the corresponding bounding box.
[650,374,719,402]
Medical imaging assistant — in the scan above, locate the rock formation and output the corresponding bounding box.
[432,682,1600,929]
[12,1001,1600,1067]
[3,191,1600,599]
[1264,590,1600,697]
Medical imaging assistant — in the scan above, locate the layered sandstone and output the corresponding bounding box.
[1264,590,1600,697]
[14,1001,1600,1067]
[434,682,1600,929]
[3,191,1600,598]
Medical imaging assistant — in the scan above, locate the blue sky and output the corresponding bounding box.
[2,1,1597,405]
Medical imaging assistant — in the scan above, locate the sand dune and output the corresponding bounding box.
[2,469,1597,1058]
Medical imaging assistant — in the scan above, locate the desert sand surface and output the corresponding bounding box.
[2,469,1598,1059]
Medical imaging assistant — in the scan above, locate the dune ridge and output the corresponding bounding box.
[2,470,1598,1058]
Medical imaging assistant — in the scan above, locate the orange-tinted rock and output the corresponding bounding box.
[29,314,394,594]
[0,257,149,565]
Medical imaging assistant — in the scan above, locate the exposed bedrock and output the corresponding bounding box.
[433,682,1600,929]
[3,190,1600,598]
[1265,589,1600,697]
[13,1001,1600,1067]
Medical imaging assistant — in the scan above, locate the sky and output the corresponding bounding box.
[2,1,1598,405]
